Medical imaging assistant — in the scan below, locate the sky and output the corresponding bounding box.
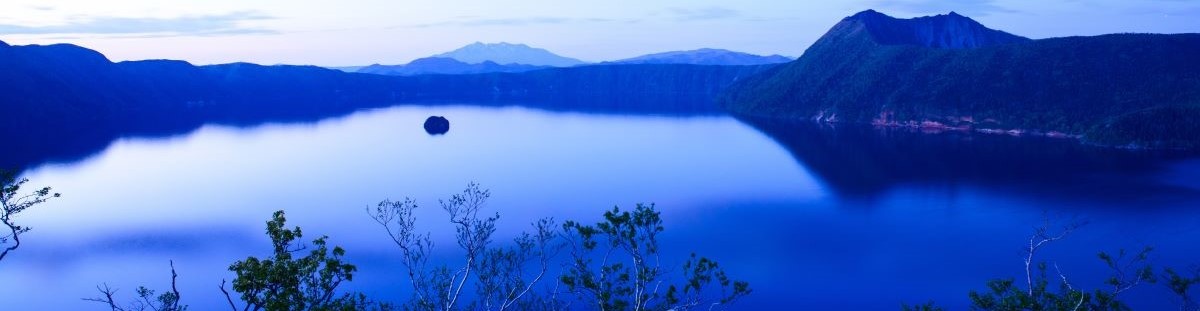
[0,0,1197,66]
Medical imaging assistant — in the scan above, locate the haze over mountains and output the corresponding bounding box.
[356,57,547,76]
[608,49,792,66]
[344,42,791,76]
[721,10,1200,148]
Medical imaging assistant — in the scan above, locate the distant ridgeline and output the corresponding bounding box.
[350,44,793,76]
[0,40,770,168]
[719,10,1200,149]
[356,57,549,76]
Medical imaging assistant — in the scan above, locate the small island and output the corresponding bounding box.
[423,116,450,135]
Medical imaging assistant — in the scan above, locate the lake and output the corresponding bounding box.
[2,104,1199,310]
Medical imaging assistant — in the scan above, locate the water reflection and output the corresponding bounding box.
[0,100,723,172]
[741,117,1200,205]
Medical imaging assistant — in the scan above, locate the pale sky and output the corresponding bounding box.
[0,0,1197,66]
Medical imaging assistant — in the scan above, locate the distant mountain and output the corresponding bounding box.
[432,42,586,67]
[720,10,1200,149]
[356,57,546,76]
[355,47,789,75]
[610,49,792,66]
[328,66,365,72]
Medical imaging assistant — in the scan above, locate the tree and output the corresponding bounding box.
[965,217,1155,311]
[367,182,559,311]
[560,203,750,311]
[909,215,1200,311]
[0,169,59,262]
[85,261,187,311]
[87,210,384,311]
[84,185,752,311]
[221,210,377,311]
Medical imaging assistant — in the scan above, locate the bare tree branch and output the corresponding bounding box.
[82,284,129,311]
[1024,214,1086,295]
[220,279,241,311]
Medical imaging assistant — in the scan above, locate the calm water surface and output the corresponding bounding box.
[2,105,1199,310]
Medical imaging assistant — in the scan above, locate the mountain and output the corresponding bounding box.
[432,42,586,66]
[356,47,789,75]
[356,57,547,76]
[328,66,365,72]
[610,49,793,66]
[0,39,773,168]
[719,10,1200,149]
[846,10,1029,48]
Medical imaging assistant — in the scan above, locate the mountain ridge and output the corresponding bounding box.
[356,57,547,76]
[609,48,792,66]
[846,9,1030,49]
[432,42,586,66]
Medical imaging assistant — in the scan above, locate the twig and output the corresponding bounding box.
[219,279,240,311]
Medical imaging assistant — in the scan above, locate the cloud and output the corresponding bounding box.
[402,6,744,29]
[667,6,741,21]
[1100,0,1200,16]
[406,16,638,28]
[407,17,563,28]
[401,7,741,29]
[865,0,1016,16]
[0,11,275,36]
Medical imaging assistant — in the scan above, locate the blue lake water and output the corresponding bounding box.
[2,104,1199,309]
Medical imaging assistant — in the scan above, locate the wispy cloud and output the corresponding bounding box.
[401,6,749,30]
[402,6,744,29]
[411,17,569,28]
[666,6,741,21]
[405,16,638,28]
[0,11,275,36]
[865,0,1016,16]
[1093,0,1200,16]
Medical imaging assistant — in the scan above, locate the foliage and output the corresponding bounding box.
[0,168,59,262]
[902,301,946,311]
[906,217,1165,311]
[368,184,751,311]
[222,210,377,311]
[967,263,1144,311]
[1084,104,1200,149]
[560,203,751,311]
[966,217,1154,311]
[83,185,750,311]
[368,182,559,311]
[1161,266,1200,311]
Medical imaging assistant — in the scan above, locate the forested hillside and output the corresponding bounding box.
[719,10,1200,148]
